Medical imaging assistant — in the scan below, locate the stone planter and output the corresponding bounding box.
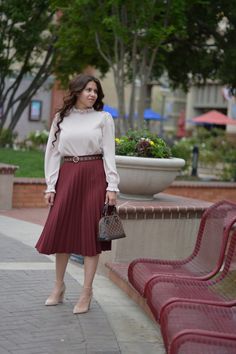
[0,163,19,209]
[115,155,185,200]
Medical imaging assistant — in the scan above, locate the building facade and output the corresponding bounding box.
[185,82,236,134]
[3,76,53,140]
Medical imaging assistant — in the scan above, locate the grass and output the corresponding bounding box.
[0,148,44,177]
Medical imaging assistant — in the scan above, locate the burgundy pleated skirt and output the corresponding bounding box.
[35,159,111,256]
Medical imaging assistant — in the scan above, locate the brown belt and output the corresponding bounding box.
[64,154,103,163]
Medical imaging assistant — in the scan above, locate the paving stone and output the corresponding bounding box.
[0,348,11,354]
[0,234,119,354]
[0,233,49,262]
[119,341,165,354]
[87,351,121,354]
[0,216,165,354]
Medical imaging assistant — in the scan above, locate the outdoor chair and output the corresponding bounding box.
[145,228,236,322]
[128,200,236,297]
[160,302,236,354]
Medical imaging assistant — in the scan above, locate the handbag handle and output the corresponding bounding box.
[102,203,117,216]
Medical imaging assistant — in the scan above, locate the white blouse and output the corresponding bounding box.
[44,108,120,193]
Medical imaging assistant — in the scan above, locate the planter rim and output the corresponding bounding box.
[115,155,185,168]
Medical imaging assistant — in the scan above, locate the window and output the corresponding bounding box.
[29,100,42,121]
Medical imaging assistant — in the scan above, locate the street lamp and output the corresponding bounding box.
[191,145,199,177]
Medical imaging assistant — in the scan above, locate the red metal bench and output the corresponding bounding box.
[160,302,236,354]
[128,200,236,297]
[145,228,236,322]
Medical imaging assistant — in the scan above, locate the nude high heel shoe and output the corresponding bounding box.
[73,287,93,314]
[45,281,66,306]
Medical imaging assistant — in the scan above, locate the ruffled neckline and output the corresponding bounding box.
[72,106,95,114]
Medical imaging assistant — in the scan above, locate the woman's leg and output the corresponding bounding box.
[45,253,70,306]
[55,253,70,282]
[73,254,99,314]
[83,254,100,288]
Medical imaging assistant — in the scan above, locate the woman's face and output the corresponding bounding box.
[76,81,98,109]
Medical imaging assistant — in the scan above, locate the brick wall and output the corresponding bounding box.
[165,181,236,203]
[12,178,236,208]
[13,178,46,208]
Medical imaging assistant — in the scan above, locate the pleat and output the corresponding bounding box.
[35,160,111,256]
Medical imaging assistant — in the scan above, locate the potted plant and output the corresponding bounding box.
[115,130,185,200]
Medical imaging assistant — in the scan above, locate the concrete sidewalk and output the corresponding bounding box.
[0,213,164,354]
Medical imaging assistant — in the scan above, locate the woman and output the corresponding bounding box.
[35,74,119,314]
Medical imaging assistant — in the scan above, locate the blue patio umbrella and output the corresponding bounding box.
[144,108,165,120]
[130,109,165,120]
[103,104,119,118]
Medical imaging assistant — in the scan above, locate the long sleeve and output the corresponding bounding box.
[44,116,61,193]
[102,112,120,192]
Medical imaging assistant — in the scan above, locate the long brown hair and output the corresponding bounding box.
[52,74,104,146]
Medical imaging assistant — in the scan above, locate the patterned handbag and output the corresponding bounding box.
[98,204,126,241]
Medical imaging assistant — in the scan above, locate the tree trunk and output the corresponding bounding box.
[127,32,138,130]
[137,81,147,129]
[128,80,136,130]
[137,46,148,129]
[0,43,54,131]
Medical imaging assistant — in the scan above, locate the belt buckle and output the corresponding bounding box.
[72,156,80,163]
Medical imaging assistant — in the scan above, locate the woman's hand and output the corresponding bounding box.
[44,192,55,207]
[105,191,117,206]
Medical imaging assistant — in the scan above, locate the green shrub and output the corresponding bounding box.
[172,127,236,181]
[115,130,172,158]
[0,128,17,147]
[25,130,49,149]
[171,138,193,171]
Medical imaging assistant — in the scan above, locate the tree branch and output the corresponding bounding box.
[8,55,54,130]
[12,44,54,106]
[95,32,113,68]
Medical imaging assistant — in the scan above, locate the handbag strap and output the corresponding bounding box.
[102,203,117,216]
